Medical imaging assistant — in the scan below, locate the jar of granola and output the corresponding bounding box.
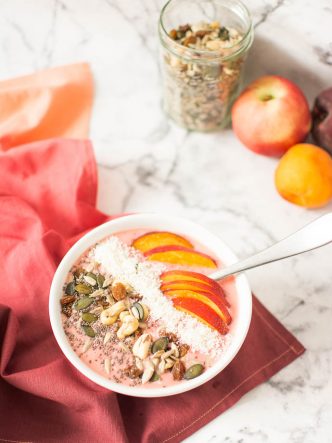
[158,0,253,131]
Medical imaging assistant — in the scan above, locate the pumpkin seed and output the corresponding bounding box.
[151,337,169,354]
[130,306,140,320]
[74,297,94,311]
[150,371,160,382]
[75,283,93,295]
[81,312,98,323]
[132,302,144,320]
[97,274,105,288]
[82,325,95,338]
[65,281,76,295]
[184,364,204,380]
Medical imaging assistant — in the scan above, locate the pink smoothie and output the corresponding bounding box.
[61,228,237,388]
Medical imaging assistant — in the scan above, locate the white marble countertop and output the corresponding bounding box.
[1,1,331,442]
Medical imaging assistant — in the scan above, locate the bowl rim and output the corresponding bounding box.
[49,213,252,398]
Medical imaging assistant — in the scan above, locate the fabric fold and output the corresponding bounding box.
[0,138,304,443]
[0,63,94,151]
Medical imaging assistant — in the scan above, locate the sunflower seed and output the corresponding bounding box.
[103,331,112,345]
[104,358,111,375]
[82,338,92,353]
[89,289,104,298]
[84,275,97,286]
[102,277,113,288]
[141,360,154,384]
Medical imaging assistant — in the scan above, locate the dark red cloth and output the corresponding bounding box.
[0,139,305,443]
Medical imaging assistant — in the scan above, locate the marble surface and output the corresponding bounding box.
[1,0,332,441]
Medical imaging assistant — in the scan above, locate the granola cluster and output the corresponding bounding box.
[161,21,245,131]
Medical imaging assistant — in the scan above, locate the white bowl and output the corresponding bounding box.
[49,213,252,397]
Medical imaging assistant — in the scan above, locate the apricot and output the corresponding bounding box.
[275,143,332,208]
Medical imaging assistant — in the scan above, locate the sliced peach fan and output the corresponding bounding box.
[160,279,230,307]
[172,297,229,335]
[161,270,223,291]
[164,289,231,325]
[144,245,217,268]
[132,231,193,253]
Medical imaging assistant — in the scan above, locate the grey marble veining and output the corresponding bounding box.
[0,1,331,442]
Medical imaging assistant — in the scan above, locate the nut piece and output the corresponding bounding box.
[170,342,179,358]
[132,333,152,360]
[161,349,174,360]
[126,365,143,379]
[135,358,144,372]
[60,295,76,305]
[172,360,185,381]
[108,300,127,317]
[119,310,131,321]
[100,308,117,325]
[117,315,139,339]
[141,360,155,384]
[179,344,190,357]
[158,359,166,374]
[164,358,175,370]
[112,282,126,301]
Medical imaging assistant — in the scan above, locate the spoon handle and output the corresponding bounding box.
[209,213,332,282]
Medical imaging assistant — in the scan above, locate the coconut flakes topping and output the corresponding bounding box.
[91,236,229,356]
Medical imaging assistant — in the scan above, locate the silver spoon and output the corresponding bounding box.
[209,212,332,281]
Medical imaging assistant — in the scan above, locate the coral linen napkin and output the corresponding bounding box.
[0,63,93,151]
[0,139,305,443]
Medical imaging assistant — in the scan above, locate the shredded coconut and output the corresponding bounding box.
[91,236,229,356]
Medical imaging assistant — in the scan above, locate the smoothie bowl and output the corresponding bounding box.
[49,214,252,397]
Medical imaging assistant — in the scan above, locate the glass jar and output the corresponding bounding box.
[158,0,254,131]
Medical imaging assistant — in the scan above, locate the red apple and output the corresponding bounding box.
[232,75,311,157]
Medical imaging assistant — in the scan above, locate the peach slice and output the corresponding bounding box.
[164,289,232,325]
[160,280,229,307]
[144,246,217,268]
[160,270,230,307]
[132,231,193,253]
[161,270,220,287]
[172,296,228,335]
